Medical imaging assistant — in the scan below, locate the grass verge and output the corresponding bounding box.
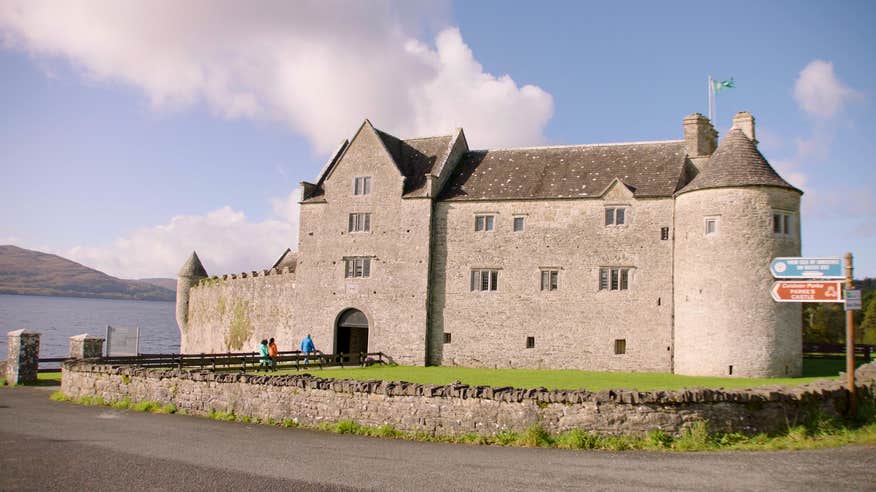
[262,357,869,391]
[51,390,876,452]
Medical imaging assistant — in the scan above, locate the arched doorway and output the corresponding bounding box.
[336,308,368,361]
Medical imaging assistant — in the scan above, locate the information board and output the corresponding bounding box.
[105,325,140,356]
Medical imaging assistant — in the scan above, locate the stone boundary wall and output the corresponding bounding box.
[184,268,298,354]
[62,361,876,437]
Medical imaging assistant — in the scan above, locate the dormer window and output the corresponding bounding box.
[353,176,371,196]
[605,207,628,226]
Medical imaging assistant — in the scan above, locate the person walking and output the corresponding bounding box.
[268,337,279,371]
[258,339,271,372]
[300,334,315,364]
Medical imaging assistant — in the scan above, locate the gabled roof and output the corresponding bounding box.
[272,248,298,272]
[440,141,689,201]
[676,128,801,195]
[301,120,455,201]
[179,251,208,278]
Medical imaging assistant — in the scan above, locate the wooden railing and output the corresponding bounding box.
[802,343,873,361]
[91,350,391,372]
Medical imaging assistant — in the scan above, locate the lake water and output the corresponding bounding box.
[0,294,179,359]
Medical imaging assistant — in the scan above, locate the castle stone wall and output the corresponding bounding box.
[430,185,674,371]
[62,361,875,438]
[674,187,802,377]
[294,126,432,365]
[184,269,298,353]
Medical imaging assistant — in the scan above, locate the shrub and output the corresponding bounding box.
[516,424,552,448]
[673,421,711,451]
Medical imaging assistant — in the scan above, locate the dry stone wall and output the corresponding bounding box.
[62,361,875,438]
[184,269,298,354]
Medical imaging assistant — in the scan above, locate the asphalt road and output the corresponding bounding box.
[1,387,875,491]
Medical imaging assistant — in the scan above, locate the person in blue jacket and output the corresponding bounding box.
[258,339,272,372]
[300,334,315,364]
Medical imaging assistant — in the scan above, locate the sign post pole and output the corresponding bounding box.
[844,252,856,416]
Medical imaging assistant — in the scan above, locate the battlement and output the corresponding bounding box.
[194,266,296,288]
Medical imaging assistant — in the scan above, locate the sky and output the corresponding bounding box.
[1,1,874,279]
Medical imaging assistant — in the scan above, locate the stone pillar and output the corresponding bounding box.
[6,329,40,385]
[69,334,105,359]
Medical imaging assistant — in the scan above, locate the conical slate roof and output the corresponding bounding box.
[677,128,801,195]
[178,251,208,278]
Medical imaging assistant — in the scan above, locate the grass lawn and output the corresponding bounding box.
[269,357,869,391]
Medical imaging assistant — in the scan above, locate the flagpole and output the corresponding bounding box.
[708,75,713,121]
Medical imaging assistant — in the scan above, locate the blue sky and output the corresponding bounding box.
[1,1,874,278]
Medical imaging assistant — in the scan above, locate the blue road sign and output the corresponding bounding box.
[770,257,844,279]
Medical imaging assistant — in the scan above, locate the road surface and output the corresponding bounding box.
[1,386,874,491]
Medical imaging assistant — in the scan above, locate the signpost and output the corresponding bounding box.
[770,254,859,415]
[770,281,843,303]
[769,257,844,278]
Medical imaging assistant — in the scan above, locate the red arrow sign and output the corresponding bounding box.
[771,281,844,303]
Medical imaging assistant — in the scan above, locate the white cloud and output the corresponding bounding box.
[66,191,301,279]
[0,1,553,152]
[793,60,860,119]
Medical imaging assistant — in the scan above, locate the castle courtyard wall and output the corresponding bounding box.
[430,188,675,371]
[185,270,297,354]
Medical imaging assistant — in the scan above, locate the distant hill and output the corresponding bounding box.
[0,245,176,301]
[137,278,177,293]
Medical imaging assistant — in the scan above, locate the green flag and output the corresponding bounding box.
[713,77,735,92]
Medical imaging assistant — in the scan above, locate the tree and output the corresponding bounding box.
[860,295,876,345]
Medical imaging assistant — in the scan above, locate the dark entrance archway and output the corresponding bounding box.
[335,308,368,362]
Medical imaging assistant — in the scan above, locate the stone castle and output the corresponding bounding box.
[176,111,803,377]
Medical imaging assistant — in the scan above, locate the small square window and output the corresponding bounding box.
[526,336,535,349]
[475,215,495,232]
[344,257,371,278]
[353,176,372,196]
[614,339,626,355]
[513,216,525,232]
[540,270,559,291]
[704,217,719,236]
[348,212,371,232]
[605,207,628,226]
[444,333,452,344]
[661,227,669,240]
[773,211,792,236]
[470,269,499,292]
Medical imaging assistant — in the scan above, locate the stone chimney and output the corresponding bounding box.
[732,111,757,145]
[683,113,718,158]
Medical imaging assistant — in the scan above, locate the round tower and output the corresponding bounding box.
[673,114,803,377]
[176,251,208,345]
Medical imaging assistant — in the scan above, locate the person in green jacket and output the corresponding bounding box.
[258,339,272,372]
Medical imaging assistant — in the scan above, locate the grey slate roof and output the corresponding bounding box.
[676,128,801,195]
[272,248,298,272]
[440,141,689,201]
[376,130,453,196]
[179,251,208,278]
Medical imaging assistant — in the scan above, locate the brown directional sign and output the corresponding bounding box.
[770,281,843,303]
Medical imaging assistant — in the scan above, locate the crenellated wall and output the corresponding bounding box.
[183,267,298,354]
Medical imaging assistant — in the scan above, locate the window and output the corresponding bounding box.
[599,267,630,291]
[348,212,371,232]
[614,339,626,355]
[661,227,670,240]
[773,211,792,236]
[470,269,498,291]
[444,333,452,344]
[605,207,628,226]
[353,176,371,196]
[344,257,371,278]
[513,216,525,232]
[475,215,495,232]
[526,336,535,349]
[540,269,559,291]
[704,216,719,236]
